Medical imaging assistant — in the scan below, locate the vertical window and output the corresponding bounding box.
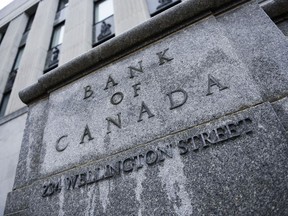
[55,0,68,23]
[12,47,25,72]
[0,27,7,45]
[0,32,4,45]
[58,0,69,12]
[25,14,35,33]
[51,23,65,48]
[0,93,10,117]
[93,0,115,46]
[44,23,65,73]
[19,13,35,47]
[44,0,68,73]
[0,46,25,117]
[146,0,181,16]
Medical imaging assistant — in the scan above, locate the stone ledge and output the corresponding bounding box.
[0,106,28,126]
[19,0,249,104]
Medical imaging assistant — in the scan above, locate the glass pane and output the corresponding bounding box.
[25,14,35,32]
[0,92,10,117]
[146,0,180,15]
[95,0,114,23]
[58,0,69,11]
[12,47,24,71]
[0,32,3,44]
[51,24,65,48]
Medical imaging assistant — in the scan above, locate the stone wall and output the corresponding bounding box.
[4,0,288,215]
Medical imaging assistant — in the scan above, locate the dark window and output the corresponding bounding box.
[93,0,115,46]
[0,27,7,45]
[0,92,10,117]
[44,22,65,72]
[146,0,181,16]
[0,32,4,45]
[58,0,69,11]
[20,14,35,47]
[12,46,25,72]
[25,14,35,32]
[0,46,24,117]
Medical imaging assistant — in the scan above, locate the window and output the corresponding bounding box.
[0,47,24,117]
[55,0,68,23]
[57,0,68,12]
[25,14,35,33]
[0,93,10,117]
[0,27,7,45]
[12,47,25,72]
[45,0,68,73]
[93,0,115,46]
[146,0,181,16]
[20,13,35,47]
[0,32,4,45]
[51,23,65,48]
[44,23,65,72]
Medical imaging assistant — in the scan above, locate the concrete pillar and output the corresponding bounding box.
[7,0,59,114]
[114,0,150,35]
[0,13,28,105]
[60,0,93,65]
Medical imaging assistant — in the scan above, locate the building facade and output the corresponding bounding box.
[0,0,287,215]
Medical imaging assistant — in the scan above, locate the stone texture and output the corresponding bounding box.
[6,1,288,215]
[13,99,49,190]
[217,1,288,101]
[39,14,263,177]
[23,103,288,215]
[272,97,288,131]
[4,186,30,215]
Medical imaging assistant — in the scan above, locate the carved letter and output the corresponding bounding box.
[78,173,87,187]
[157,145,173,161]
[145,150,158,165]
[129,61,143,78]
[156,48,173,65]
[167,88,188,110]
[106,113,121,134]
[110,92,124,105]
[138,102,155,122]
[206,74,228,96]
[84,85,93,99]
[80,125,94,144]
[122,157,135,172]
[132,82,141,97]
[55,135,69,152]
[65,175,79,190]
[104,75,118,90]
[178,139,190,155]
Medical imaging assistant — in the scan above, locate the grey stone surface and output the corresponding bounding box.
[217,1,288,101]
[6,1,288,215]
[272,97,288,131]
[4,186,30,215]
[13,99,49,190]
[39,14,263,176]
[22,103,288,215]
